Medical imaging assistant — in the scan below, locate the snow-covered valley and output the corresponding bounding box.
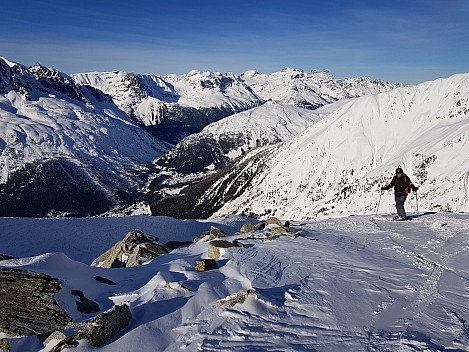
[1,213,468,351]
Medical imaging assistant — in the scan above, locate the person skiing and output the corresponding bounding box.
[381,167,418,220]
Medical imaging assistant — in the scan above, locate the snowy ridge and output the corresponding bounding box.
[184,73,469,219]
[72,70,264,129]
[72,67,400,129]
[241,67,403,109]
[1,213,468,351]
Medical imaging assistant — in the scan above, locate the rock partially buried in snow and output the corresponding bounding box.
[207,240,242,260]
[194,226,228,243]
[195,259,217,272]
[214,289,257,308]
[239,221,256,234]
[43,331,66,348]
[266,224,288,235]
[265,217,283,227]
[0,268,71,336]
[91,230,168,268]
[51,304,132,351]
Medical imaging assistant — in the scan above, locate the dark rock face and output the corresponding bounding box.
[93,276,116,285]
[147,149,269,219]
[0,254,14,261]
[0,268,71,336]
[0,59,31,99]
[208,240,242,260]
[0,59,12,95]
[155,133,246,175]
[28,64,86,103]
[0,159,112,217]
[194,226,228,243]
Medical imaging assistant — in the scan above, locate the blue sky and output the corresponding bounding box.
[1,0,468,84]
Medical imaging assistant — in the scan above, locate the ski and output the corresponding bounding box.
[371,216,422,223]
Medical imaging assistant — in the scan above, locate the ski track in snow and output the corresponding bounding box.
[1,212,468,351]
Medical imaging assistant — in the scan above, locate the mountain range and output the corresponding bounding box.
[3,56,468,219]
[0,56,404,217]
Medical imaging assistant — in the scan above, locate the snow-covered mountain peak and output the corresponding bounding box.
[240,67,402,110]
[0,57,20,68]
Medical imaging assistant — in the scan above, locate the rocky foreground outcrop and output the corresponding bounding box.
[0,268,71,336]
[91,230,168,268]
[50,305,132,351]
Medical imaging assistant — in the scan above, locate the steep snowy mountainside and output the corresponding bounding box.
[164,70,262,109]
[241,67,403,109]
[155,102,330,175]
[153,73,469,219]
[0,57,167,216]
[214,73,469,219]
[145,102,338,217]
[72,70,264,130]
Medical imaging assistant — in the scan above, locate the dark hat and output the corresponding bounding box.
[395,167,403,174]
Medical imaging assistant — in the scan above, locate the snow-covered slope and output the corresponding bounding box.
[160,73,469,219]
[155,102,330,175]
[1,213,468,351]
[241,67,403,109]
[145,102,341,216]
[72,70,264,129]
[0,57,167,216]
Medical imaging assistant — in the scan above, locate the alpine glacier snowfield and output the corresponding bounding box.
[1,213,468,351]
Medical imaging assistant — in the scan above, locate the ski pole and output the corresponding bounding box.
[415,190,419,217]
[375,190,383,216]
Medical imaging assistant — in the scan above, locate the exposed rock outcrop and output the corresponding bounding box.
[91,230,167,268]
[207,240,242,260]
[51,304,132,351]
[0,268,71,336]
[214,289,257,308]
[0,254,14,261]
[93,276,116,285]
[194,226,228,243]
[265,217,282,227]
[195,259,217,272]
[43,331,66,348]
[239,221,256,234]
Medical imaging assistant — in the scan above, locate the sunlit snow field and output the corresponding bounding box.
[1,212,468,351]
